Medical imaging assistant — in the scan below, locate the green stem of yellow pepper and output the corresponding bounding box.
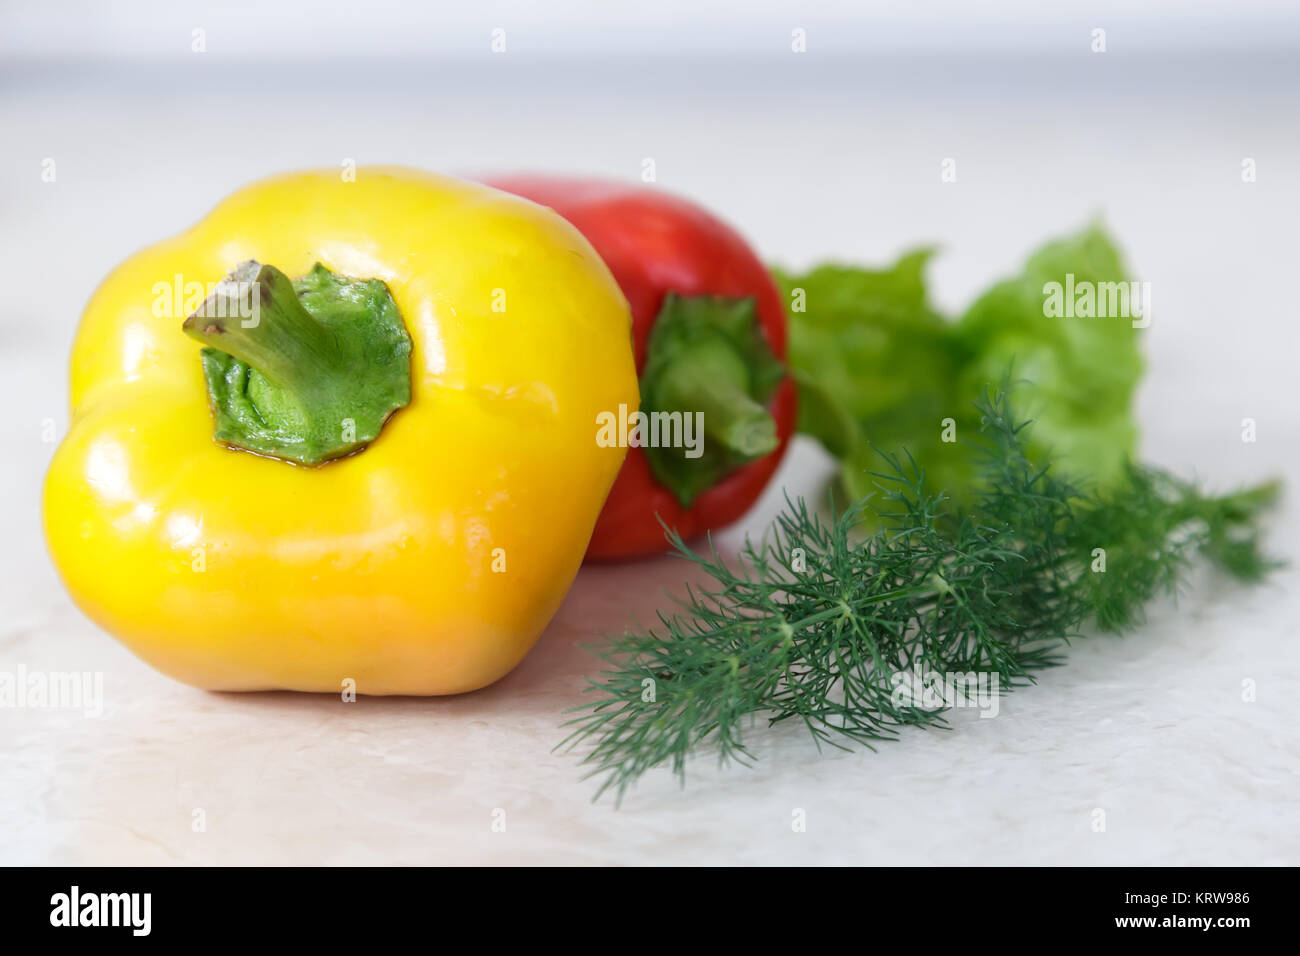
[182,260,413,466]
[183,261,342,394]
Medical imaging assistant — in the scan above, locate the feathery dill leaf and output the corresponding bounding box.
[561,387,1280,802]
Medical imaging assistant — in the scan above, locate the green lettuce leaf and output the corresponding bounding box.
[955,224,1143,490]
[779,225,1144,505]
[774,251,971,499]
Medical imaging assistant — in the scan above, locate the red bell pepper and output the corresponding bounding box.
[486,176,796,559]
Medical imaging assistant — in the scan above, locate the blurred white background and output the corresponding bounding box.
[5,0,1300,58]
[2,1,1297,864]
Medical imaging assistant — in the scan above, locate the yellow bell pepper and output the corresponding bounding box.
[43,167,638,694]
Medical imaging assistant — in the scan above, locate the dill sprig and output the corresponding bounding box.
[561,387,1281,801]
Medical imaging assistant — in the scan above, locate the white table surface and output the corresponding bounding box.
[2,44,1298,865]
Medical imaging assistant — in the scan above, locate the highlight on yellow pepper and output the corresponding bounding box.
[43,167,639,695]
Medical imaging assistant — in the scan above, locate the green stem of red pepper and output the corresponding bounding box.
[639,294,785,507]
[650,336,777,459]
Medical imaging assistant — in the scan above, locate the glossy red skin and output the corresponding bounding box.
[484,176,796,560]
